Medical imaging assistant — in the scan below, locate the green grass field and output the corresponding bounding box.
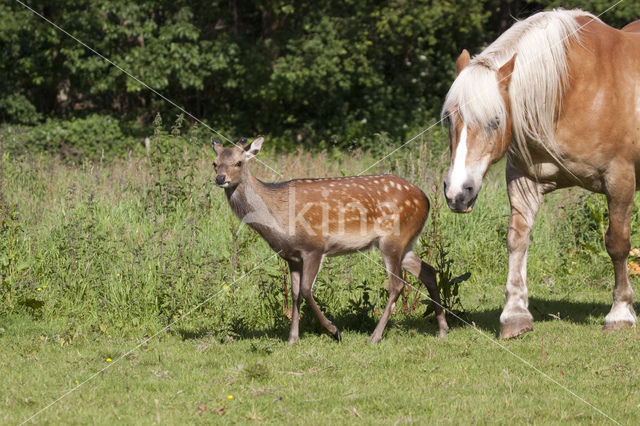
[1,131,639,424]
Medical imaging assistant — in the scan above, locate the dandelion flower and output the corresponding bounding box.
[106,358,112,362]
[37,288,42,291]
[116,273,121,277]
[227,395,234,400]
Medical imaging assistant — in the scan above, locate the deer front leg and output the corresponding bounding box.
[287,260,302,344]
[370,241,404,343]
[500,166,546,339]
[603,172,637,331]
[299,252,341,342]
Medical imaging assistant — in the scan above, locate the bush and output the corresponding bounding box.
[0,115,138,160]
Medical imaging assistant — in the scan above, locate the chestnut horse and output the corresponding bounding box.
[441,9,640,338]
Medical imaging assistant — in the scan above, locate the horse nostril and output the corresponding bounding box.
[463,184,474,194]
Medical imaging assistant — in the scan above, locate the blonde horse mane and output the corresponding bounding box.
[442,9,599,171]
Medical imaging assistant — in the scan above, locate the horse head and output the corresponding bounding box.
[442,50,516,213]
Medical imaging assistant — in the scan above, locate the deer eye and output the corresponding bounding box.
[235,161,242,167]
[213,162,218,169]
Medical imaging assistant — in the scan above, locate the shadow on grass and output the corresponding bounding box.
[463,297,615,337]
[175,297,619,343]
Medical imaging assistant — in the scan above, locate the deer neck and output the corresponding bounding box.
[224,172,285,235]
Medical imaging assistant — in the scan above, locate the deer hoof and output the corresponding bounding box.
[332,329,342,343]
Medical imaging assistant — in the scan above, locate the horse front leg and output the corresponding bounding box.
[603,177,637,331]
[500,166,547,339]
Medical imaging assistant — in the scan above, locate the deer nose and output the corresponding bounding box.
[215,175,226,186]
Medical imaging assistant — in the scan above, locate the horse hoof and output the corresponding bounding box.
[332,329,342,343]
[602,321,635,332]
[500,317,533,339]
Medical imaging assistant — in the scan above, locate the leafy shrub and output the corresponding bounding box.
[0,114,138,160]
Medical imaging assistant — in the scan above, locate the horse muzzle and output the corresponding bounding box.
[443,178,479,213]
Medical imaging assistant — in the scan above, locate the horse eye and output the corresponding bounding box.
[235,161,242,167]
[488,117,500,130]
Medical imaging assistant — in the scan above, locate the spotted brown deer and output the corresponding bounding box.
[213,136,448,343]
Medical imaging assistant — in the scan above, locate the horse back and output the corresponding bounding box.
[554,16,640,175]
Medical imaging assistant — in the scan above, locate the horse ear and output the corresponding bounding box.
[212,138,224,156]
[497,53,517,89]
[456,49,470,75]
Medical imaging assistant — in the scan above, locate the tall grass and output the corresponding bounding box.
[0,121,638,344]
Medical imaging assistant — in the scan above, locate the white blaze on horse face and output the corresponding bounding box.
[449,125,469,193]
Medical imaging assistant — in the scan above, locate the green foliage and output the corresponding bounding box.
[0,1,498,148]
[0,114,135,160]
[3,2,638,149]
[0,92,42,124]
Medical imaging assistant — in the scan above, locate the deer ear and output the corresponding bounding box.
[244,136,264,161]
[456,49,470,76]
[497,53,517,89]
[212,138,223,156]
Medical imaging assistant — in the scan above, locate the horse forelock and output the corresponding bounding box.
[442,65,507,139]
[442,9,599,172]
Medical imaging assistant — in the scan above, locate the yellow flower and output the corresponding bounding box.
[43,285,47,289]
[106,358,112,362]
[227,395,234,400]
[116,273,121,277]
[37,287,42,291]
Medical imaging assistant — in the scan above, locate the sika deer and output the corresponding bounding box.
[213,136,448,343]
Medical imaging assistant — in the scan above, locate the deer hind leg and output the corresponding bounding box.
[370,240,405,343]
[402,250,449,338]
[299,252,341,342]
[603,175,637,331]
[287,260,302,344]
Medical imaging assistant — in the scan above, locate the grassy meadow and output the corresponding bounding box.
[1,126,639,424]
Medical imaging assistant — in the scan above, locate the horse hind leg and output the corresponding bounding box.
[401,251,449,337]
[603,185,637,331]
